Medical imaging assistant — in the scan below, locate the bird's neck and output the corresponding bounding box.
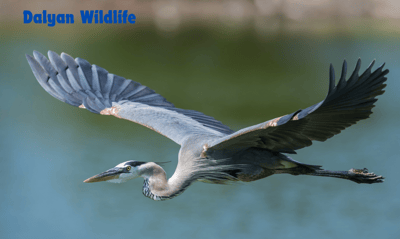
[139,162,190,201]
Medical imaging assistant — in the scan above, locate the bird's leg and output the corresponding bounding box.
[307,168,384,184]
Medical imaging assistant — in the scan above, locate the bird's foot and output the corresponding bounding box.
[348,168,384,184]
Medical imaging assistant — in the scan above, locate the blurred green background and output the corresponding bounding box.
[1,1,399,239]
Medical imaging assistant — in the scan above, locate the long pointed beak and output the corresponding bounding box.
[83,167,123,183]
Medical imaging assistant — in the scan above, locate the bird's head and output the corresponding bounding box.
[83,160,146,183]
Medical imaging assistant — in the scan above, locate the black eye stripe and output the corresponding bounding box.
[125,161,146,167]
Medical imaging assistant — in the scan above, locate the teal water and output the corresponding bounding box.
[0,24,399,238]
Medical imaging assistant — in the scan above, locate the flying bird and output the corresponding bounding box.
[26,51,388,201]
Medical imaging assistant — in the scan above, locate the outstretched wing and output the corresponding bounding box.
[26,51,233,145]
[206,59,389,154]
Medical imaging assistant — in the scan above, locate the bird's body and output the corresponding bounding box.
[27,51,388,201]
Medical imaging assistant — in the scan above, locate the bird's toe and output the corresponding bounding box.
[349,168,384,184]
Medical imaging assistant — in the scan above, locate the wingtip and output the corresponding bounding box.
[47,50,59,60]
[33,50,43,57]
[25,54,40,69]
[382,68,389,74]
[25,54,37,70]
[368,59,376,70]
[32,50,45,59]
[339,60,348,83]
[329,64,335,78]
[60,52,69,58]
[25,53,33,61]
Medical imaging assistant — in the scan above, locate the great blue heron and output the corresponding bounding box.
[26,51,387,201]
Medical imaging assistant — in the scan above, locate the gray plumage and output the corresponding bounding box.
[26,51,388,201]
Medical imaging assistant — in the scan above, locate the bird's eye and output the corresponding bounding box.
[126,166,131,171]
